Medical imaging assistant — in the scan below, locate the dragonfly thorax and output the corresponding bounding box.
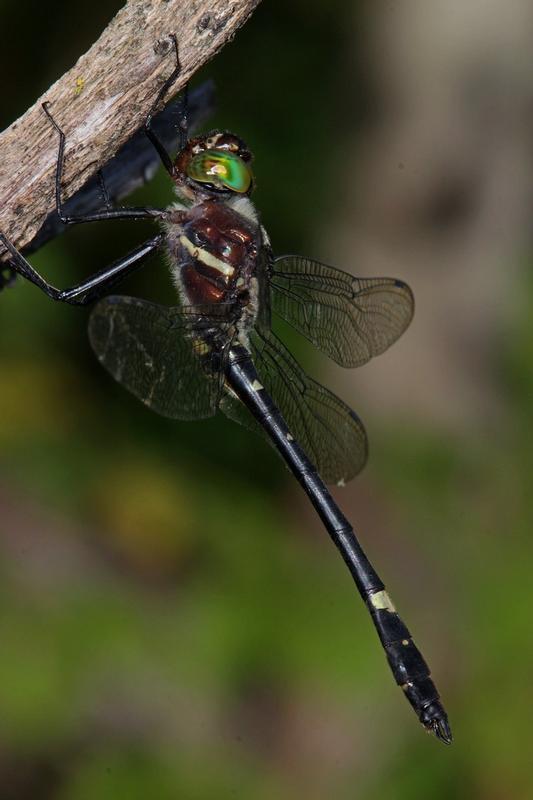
[164,197,263,346]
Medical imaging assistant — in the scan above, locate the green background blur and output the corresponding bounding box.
[2,1,533,798]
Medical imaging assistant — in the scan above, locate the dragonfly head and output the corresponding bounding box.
[175,131,253,196]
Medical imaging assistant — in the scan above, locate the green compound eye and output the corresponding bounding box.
[187,149,252,193]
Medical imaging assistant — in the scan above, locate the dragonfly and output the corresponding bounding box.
[0,35,452,744]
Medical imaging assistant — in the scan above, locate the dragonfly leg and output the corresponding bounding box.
[96,169,112,210]
[42,102,166,225]
[0,232,163,305]
[144,33,188,176]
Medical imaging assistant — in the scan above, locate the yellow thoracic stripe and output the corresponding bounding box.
[179,235,235,277]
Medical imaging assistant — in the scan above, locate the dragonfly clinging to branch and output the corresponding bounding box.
[0,35,451,744]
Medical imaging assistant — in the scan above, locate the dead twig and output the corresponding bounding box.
[0,0,262,255]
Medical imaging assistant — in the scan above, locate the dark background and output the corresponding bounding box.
[1,1,533,798]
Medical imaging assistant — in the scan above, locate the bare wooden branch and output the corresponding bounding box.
[0,0,262,253]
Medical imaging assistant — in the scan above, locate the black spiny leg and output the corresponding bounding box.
[96,169,112,210]
[42,102,165,225]
[144,33,188,176]
[0,233,163,305]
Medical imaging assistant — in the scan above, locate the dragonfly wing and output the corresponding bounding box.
[271,255,414,368]
[89,296,231,420]
[219,386,265,439]
[246,328,368,484]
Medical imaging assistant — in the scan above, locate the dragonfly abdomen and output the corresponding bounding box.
[225,345,451,744]
[367,590,448,736]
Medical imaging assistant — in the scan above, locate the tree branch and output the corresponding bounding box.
[0,0,262,254]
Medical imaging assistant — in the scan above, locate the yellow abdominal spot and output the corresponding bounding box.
[369,590,396,613]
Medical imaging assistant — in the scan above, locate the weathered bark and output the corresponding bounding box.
[0,0,262,253]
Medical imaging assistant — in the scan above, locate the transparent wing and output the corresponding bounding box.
[270,255,414,368]
[219,386,265,438]
[221,327,368,485]
[88,296,232,420]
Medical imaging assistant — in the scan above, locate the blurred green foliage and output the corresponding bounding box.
[1,1,533,799]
